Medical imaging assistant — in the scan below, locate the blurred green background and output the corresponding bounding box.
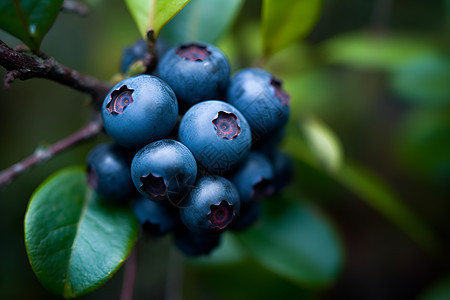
[1,0,449,299]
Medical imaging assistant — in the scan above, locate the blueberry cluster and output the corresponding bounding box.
[86,41,293,256]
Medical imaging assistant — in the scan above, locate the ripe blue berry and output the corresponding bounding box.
[230,201,262,231]
[131,139,197,204]
[132,196,179,237]
[179,175,240,235]
[178,100,252,174]
[174,225,221,256]
[86,142,134,202]
[229,152,275,205]
[271,150,294,194]
[226,68,290,139]
[101,75,178,149]
[157,42,230,108]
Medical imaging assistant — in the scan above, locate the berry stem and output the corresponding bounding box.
[0,117,103,188]
[120,245,138,300]
[0,39,112,105]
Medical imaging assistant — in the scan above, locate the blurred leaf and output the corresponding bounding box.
[160,0,244,45]
[300,116,343,172]
[236,198,343,287]
[0,0,63,51]
[395,109,450,181]
[337,161,439,254]
[419,276,450,300]
[284,136,439,253]
[261,0,323,57]
[321,31,440,71]
[124,0,190,39]
[390,55,450,107]
[24,167,138,298]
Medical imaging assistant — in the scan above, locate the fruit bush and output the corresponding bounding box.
[1,0,450,299]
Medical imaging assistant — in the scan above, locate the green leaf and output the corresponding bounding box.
[160,0,244,45]
[236,198,343,287]
[124,0,191,39]
[321,31,440,71]
[24,167,138,298]
[283,136,440,254]
[390,55,450,107]
[0,0,63,51]
[337,161,440,254]
[300,116,343,173]
[419,276,450,300]
[261,0,323,57]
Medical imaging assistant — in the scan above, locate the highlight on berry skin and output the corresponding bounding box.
[207,200,235,230]
[175,43,211,61]
[212,111,241,140]
[270,76,290,107]
[139,173,168,197]
[106,85,134,114]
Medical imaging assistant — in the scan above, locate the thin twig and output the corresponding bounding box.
[0,39,112,105]
[120,245,138,300]
[61,0,90,17]
[0,118,103,188]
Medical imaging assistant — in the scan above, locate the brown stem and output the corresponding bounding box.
[61,0,90,17]
[120,245,138,300]
[0,118,103,188]
[0,39,112,104]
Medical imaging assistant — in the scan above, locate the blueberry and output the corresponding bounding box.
[132,196,180,237]
[229,152,275,205]
[174,225,221,256]
[226,68,290,140]
[131,139,197,204]
[271,151,294,193]
[178,100,252,174]
[101,75,178,149]
[157,42,230,108]
[86,142,134,202]
[179,175,240,235]
[120,38,171,74]
[230,201,262,231]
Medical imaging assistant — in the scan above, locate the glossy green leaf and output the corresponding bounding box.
[160,0,243,45]
[321,31,440,71]
[300,116,343,173]
[419,276,450,300]
[261,0,323,57]
[24,167,138,298]
[0,0,63,51]
[236,199,343,287]
[124,0,190,39]
[390,55,450,107]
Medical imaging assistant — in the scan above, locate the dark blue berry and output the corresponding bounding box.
[229,152,275,205]
[179,175,240,235]
[120,38,171,73]
[157,42,230,108]
[132,196,179,237]
[131,139,197,204]
[271,151,294,193]
[178,100,252,174]
[101,75,178,149]
[226,68,290,139]
[230,201,262,231]
[86,142,134,202]
[174,225,221,256]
